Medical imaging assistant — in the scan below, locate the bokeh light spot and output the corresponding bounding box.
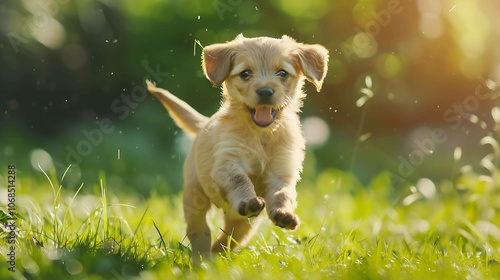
[419,13,444,39]
[417,0,442,14]
[303,117,330,147]
[21,256,40,275]
[61,44,88,71]
[352,1,377,27]
[34,17,66,50]
[4,146,14,156]
[416,178,436,198]
[375,54,401,78]
[65,258,83,275]
[30,148,53,171]
[459,33,485,59]
[352,32,378,59]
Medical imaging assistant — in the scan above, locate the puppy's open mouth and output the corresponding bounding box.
[246,105,280,127]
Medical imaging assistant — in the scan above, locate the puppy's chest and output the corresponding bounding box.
[242,136,277,175]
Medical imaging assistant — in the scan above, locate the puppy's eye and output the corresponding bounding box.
[240,70,252,81]
[277,70,288,78]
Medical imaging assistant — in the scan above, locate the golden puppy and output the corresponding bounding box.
[147,34,328,264]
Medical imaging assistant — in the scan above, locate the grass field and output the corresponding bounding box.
[2,162,500,279]
[2,0,500,278]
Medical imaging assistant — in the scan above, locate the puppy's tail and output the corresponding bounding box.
[146,80,209,137]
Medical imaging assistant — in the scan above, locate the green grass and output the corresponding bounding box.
[2,165,500,279]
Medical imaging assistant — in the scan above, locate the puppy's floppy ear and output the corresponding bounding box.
[202,42,236,87]
[297,44,329,92]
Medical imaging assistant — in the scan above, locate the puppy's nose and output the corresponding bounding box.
[257,88,274,98]
[256,88,274,105]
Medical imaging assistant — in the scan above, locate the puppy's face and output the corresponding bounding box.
[203,35,329,128]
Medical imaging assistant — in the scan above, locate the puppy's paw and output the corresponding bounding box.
[238,197,266,217]
[269,209,300,230]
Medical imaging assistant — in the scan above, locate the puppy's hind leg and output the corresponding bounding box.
[183,176,212,265]
[211,213,263,253]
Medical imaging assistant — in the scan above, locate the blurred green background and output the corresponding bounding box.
[1,0,500,196]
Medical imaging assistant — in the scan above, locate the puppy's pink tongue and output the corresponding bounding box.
[254,106,272,125]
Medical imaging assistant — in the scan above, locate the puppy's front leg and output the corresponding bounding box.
[264,176,300,230]
[212,164,265,218]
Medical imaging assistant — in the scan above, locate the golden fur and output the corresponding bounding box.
[147,34,328,264]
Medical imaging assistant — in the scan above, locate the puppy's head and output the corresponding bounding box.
[202,34,329,128]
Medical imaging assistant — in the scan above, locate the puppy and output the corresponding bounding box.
[147,34,328,264]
